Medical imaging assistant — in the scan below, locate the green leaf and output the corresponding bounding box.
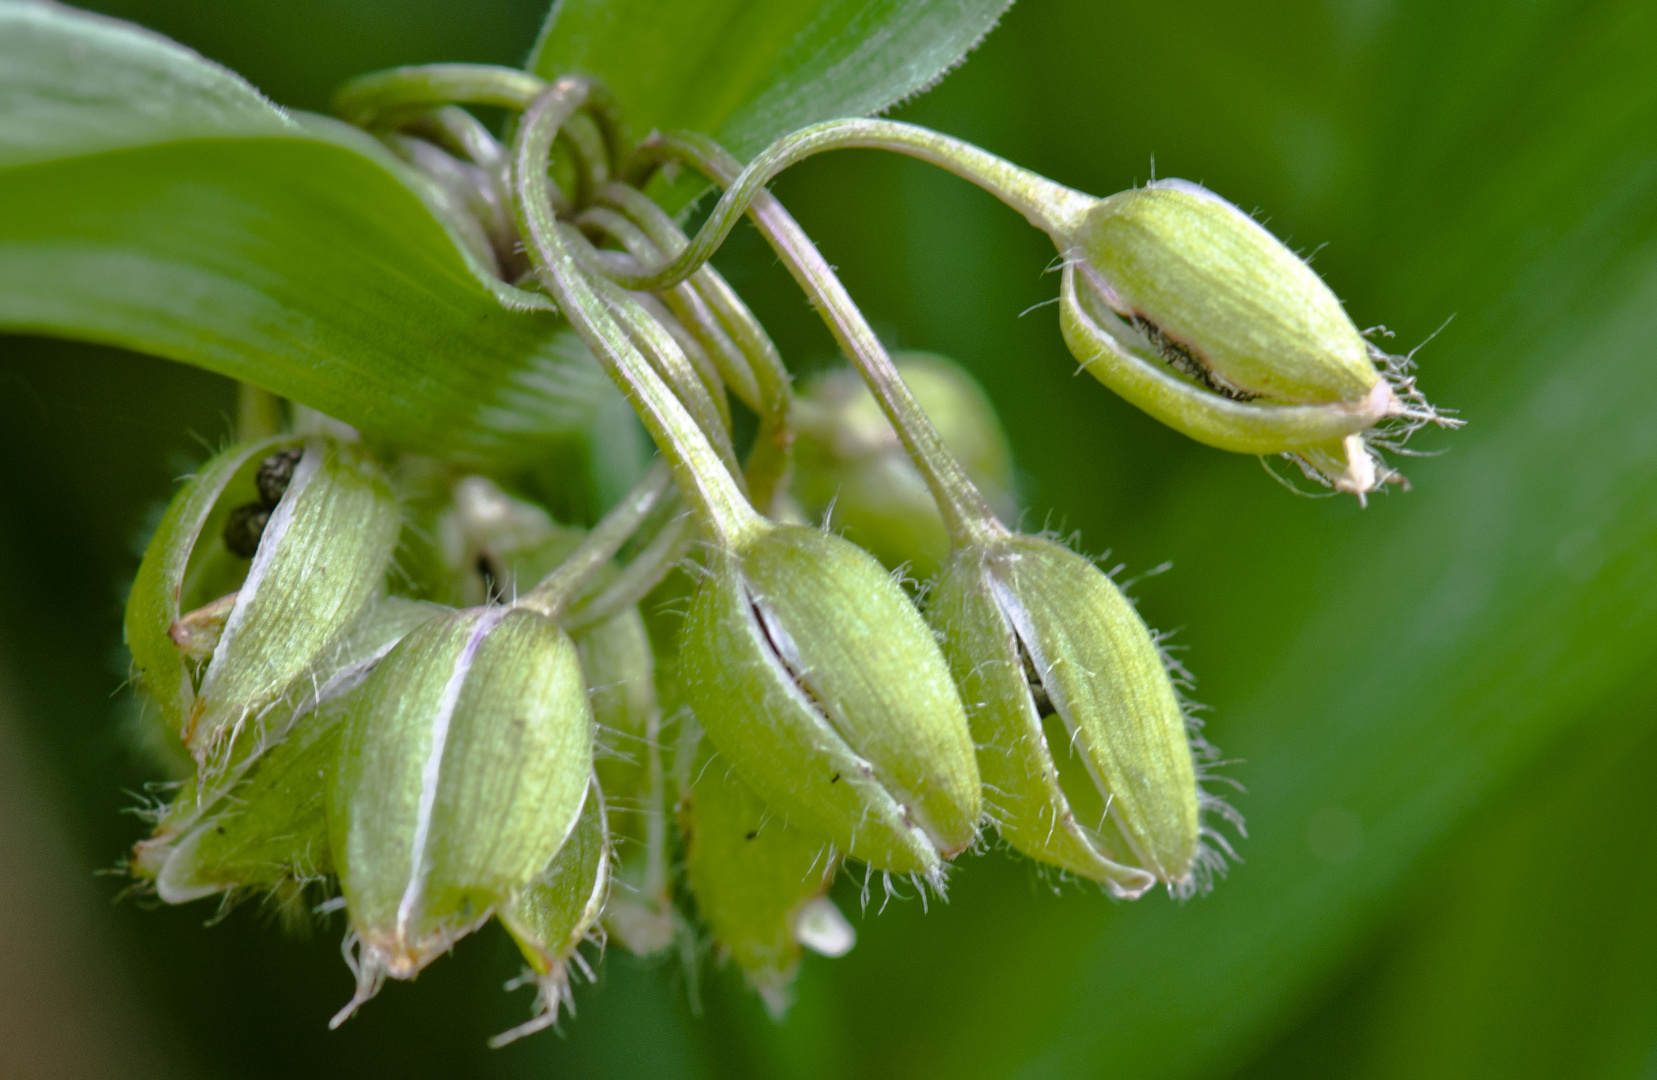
[0,1,618,470]
[528,0,1013,160]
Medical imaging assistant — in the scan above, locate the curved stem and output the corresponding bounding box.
[580,205,760,407]
[512,81,766,551]
[334,64,548,126]
[576,245,744,481]
[562,510,695,633]
[406,105,508,172]
[594,185,795,488]
[611,118,1096,291]
[646,132,1006,550]
[516,462,672,620]
[579,196,793,511]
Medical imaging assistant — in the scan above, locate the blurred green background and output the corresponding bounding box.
[3,0,1656,1077]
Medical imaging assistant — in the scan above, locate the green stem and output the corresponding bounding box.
[334,64,548,126]
[574,208,735,424]
[562,510,694,633]
[236,384,285,440]
[512,81,766,551]
[612,118,1096,291]
[578,205,760,407]
[594,184,794,503]
[578,196,793,511]
[644,132,1006,551]
[516,462,672,620]
[577,254,745,482]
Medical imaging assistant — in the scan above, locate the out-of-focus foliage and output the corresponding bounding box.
[1,1,1654,1079]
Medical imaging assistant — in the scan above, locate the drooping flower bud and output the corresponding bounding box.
[327,606,594,1026]
[492,778,610,1047]
[678,525,981,881]
[129,437,402,768]
[928,533,1215,896]
[793,352,1015,579]
[1061,180,1453,498]
[134,596,447,899]
[127,436,300,737]
[1077,180,1380,405]
[683,736,847,1016]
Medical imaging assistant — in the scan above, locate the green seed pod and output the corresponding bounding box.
[929,534,1211,896]
[1075,180,1381,406]
[793,353,1016,580]
[492,778,610,1047]
[679,524,981,881]
[186,439,402,767]
[133,597,448,894]
[127,436,300,737]
[153,690,347,907]
[327,606,593,1026]
[577,606,675,956]
[1055,180,1455,499]
[683,737,847,1017]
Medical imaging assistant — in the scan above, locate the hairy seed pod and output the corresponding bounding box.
[929,534,1203,896]
[793,352,1015,579]
[683,737,847,1017]
[1075,180,1381,406]
[134,596,448,893]
[492,778,610,1047]
[185,439,401,767]
[327,606,593,1026]
[127,436,300,737]
[679,525,981,880]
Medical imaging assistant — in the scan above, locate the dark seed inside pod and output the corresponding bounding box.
[255,447,304,509]
[222,502,271,559]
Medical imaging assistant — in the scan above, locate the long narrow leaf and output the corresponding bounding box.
[529,0,1013,158]
[0,1,619,470]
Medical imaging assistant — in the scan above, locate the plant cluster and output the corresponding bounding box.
[3,0,1455,1046]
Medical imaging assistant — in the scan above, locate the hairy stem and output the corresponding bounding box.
[516,461,673,620]
[512,80,766,551]
[638,132,1006,550]
[612,118,1096,291]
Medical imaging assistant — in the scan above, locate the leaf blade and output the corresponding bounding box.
[0,1,622,471]
[528,0,1013,158]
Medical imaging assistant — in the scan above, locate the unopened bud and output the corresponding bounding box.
[134,597,447,899]
[492,778,610,1047]
[793,353,1015,578]
[929,534,1212,896]
[186,439,402,766]
[1061,180,1454,498]
[127,436,300,737]
[683,737,844,1017]
[679,525,981,881]
[1077,180,1379,405]
[327,606,593,1026]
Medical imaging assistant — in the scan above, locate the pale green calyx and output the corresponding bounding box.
[684,736,845,1017]
[327,606,594,1027]
[133,595,447,909]
[1078,180,1379,405]
[493,777,611,1047]
[929,534,1230,897]
[179,439,401,767]
[1060,180,1458,500]
[678,524,982,883]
